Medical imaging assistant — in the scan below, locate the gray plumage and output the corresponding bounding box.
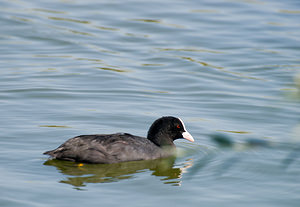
[44,133,173,164]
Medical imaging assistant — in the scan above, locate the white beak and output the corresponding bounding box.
[182,131,194,142]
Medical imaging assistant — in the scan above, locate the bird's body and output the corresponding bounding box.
[44,133,173,163]
[44,116,194,164]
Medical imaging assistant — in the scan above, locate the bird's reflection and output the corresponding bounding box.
[44,156,193,188]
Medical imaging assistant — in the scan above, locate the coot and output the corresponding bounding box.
[44,116,194,164]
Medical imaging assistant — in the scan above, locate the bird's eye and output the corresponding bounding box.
[176,124,181,129]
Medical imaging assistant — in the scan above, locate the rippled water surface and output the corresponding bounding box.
[1,0,300,206]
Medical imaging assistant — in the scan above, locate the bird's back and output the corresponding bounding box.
[44,133,172,164]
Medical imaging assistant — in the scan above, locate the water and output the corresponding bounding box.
[1,0,300,206]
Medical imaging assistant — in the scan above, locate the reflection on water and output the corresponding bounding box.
[281,147,300,169]
[44,156,194,188]
[178,56,223,69]
[130,19,185,28]
[285,73,300,100]
[294,73,300,98]
[209,132,300,172]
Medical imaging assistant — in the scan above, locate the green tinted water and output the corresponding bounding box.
[1,0,300,206]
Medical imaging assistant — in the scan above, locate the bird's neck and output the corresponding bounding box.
[147,132,175,147]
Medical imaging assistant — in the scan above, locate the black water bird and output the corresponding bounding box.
[44,116,194,164]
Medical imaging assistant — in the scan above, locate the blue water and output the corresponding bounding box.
[1,0,300,206]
